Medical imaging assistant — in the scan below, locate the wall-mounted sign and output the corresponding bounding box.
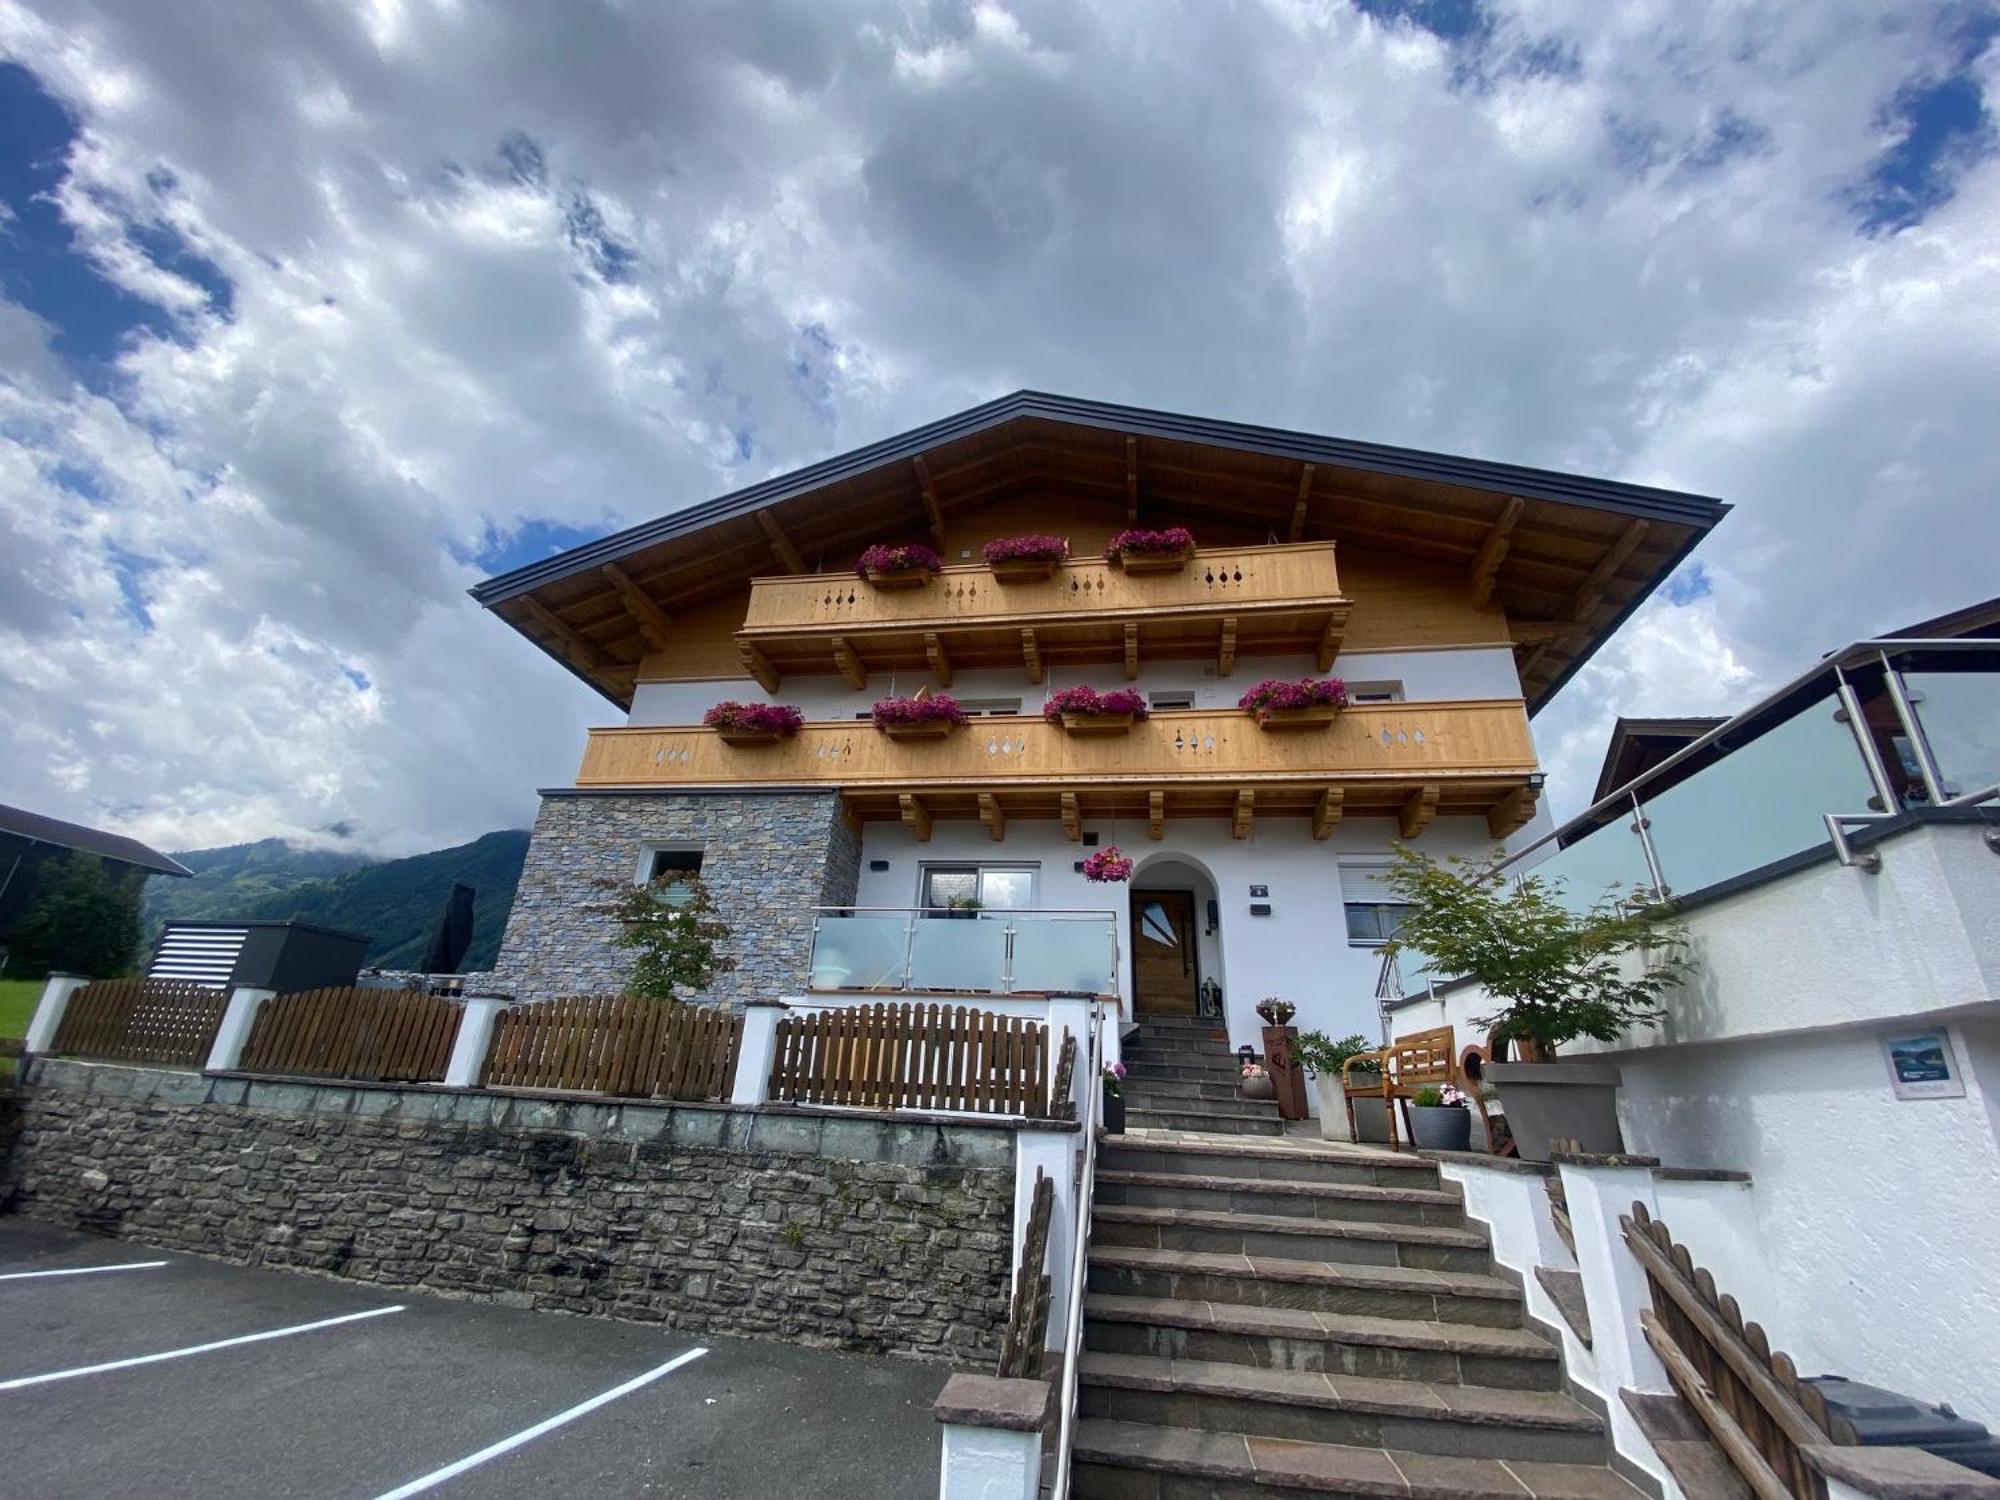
[1248,885,1269,898]
[1883,1030,1964,1101]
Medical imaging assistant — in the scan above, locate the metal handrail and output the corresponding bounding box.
[1050,1000,1101,1500]
[809,905,1119,916]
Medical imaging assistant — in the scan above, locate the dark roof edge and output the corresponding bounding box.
[468,390,1731,607]
[0,805,192,878]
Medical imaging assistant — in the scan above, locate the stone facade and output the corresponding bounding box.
[2,1060,1013,1362]
[490,790,861,1004]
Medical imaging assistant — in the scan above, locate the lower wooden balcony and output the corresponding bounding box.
[577,701,1543,839]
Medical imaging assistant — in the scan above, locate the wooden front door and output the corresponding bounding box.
[1130,889,1199,1016]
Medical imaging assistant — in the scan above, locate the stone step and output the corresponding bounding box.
[1119,1076,1250,1103]
[1120,1045,1241,1070]
[1129,1016,1232,1034]
[1083,1293,1564,1391]
[1071,1417,1643,1500]
[1097,1169,1469,1229]
[1087,1246,1523,1329]
[1121,1093,1280,1124]
[1100,1136,1443,1191]
[1125,1107,1286,1137]
[1122,1058,1244,1083]
[1077,1352,1606,1463]
[1091,1203,1491,1274]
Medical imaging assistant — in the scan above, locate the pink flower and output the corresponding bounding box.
[856,543,944,578]
[1237,676,1349,722]
[1082,846,1135,883]
[703,701,805,735]
[1043,686,1151,724]
[1104,525,1194,561]
[982,534,1070,565]
[870,693,969,729]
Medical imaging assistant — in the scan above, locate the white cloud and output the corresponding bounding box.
[0,0,1993,852]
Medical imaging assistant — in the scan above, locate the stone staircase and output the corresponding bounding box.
[1119,1017,1284,1137]
[1072,1121,1641,1498]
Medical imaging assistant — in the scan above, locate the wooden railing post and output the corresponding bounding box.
[23,972,91,1056]
[446,991,513,1087]
[204,985,275,1072]
[732,999,786,1106]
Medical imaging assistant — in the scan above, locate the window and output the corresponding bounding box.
[1148,690,1196,710]
[920,863,1036,912]
[955,697,1024,717]
[1346,681,1404,704]
[1339,862,1407,946]
[639,847,704,905]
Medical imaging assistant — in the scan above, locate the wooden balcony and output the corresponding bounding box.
[576,700,1542,839]
[734,542,1349,688]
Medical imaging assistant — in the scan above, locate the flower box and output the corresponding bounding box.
[1061,711,1135,735]
[1044,686,1148,736]
[1105,526,1195,574]
[872,691,968,741]
[856,543,943,590]
[990,557,1061,583]
[703,700,804,747]
[715,726,783,746]
[879,718,958,742]
[1257,704,1340,731]
[983,534,1068,583]
[1118,548,1192,575]
[1238,676,1348,730]
[864,566,933,589]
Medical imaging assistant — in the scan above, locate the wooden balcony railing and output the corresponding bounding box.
[577,700,1542,837]
[735,542,1349,686]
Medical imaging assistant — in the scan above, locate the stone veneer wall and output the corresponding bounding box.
[3,1060,1013,1362]
[491,789,861,1004]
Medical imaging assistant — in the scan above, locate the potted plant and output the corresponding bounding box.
[856,542,944,589]
[1383,847,1692,1162]
[1082,846,1134,883]
[1254,998,1296,1026]
[1292,1031,1374,1142]
[871,690,969,741]
[1044,686,1149,736]
[1104,525,1195,574]
[1239,1059,1275,1101]
[1407,1084,1473,1152]
[1253,998,1308,1119]
[1101,1062,1127,1134]
[943,895,983,920]
[1238,676,1349,730]
[983,534,1069,583]
[702,700,805,746]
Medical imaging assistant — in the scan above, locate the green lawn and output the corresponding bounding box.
[0,977,40,1038]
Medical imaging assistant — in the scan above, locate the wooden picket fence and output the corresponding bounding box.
[237,986,461,1084]
[1623,1202,1838,1500]
[479,994,741,1101]
[768,1001,1051,1116]
[49,979,229,1068]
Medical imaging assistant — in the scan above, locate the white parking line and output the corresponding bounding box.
[0,1304,405,1391]
[0,1260,169,1282]
[370,1346,710,1499]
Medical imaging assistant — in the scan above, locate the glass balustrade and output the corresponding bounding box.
[1905,669,2000,799]
[807,909,1118,995]
[1519,797,1659,915]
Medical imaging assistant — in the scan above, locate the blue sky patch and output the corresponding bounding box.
[342,665,371,692]
[1663,562,1713,607]
[1846,9,1998,235]
[463,517,610,577]
[104,543,159,629]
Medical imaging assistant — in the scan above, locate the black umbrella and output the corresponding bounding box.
[423,882,476,975]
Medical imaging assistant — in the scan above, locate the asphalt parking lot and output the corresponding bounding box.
[0,1219,948,1499]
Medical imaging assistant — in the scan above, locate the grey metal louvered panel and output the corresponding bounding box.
[148,925,247,989]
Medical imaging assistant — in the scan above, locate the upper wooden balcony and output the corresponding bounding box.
[733,542,1349,689]
[576,699,1542,840]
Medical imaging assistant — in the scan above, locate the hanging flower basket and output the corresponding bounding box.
[856,543,944,589]
[1239,676,1348,730]
[871,691,969,741]
[1082,846,1135,883]
[703,700,805,747]
[1105,526,1195,574]
[1044,686,1149,736]
[983,534,1069,583]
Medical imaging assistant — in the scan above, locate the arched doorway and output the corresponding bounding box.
[1127,853,1224,1019]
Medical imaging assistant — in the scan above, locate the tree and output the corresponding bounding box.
[1381,846,1691,1055]
[596,875,736,1002]
[7,851,146,979]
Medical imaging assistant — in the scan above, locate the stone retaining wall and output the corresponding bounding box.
[2,1060,1013,1362]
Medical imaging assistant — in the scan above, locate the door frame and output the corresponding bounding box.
[1128,886,1202,1017]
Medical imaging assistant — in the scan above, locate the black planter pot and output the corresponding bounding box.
[1102,1090,1126,1135]
[1408,1105,1472,1152]
[1484,1061,1623,1162]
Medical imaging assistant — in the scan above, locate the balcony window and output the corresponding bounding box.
[1340,862,1407,946]
[1347,681,1404,704]
[921,863,1035,913]
[1148,690,1196,710]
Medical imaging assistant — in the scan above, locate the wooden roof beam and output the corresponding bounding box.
[1567,519,1650,624]
[1148,790,1165,841]
[1289,464,1316,543]
[1124,623,1139,681]
[1487,783,1539,839]
[1232,789,1255,840]
[737,639,781,693]
[599,563,674,653]
[1468,497,1525,608]
[757,510,807,574]
[1399,784,1441,840]
[1061,792,1082,842]
[518,596,621,675]
[1312,787,1344,841]
[913,455,947,545]
[1218,617,1238,677]
[978,793,1005,843]
[899,793,932,843]
[1021,627,1044,684]
[1317,615,1346,673]
[924,632,952,688]
[830,635,867,690]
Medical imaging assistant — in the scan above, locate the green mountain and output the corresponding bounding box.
[144,830,530,972]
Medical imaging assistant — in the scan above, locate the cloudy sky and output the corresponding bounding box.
[1,0,1995,857]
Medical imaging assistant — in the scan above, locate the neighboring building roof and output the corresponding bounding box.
[1590,716,1730,804]
[0,803,192,878]
[472,389,1730,716]
[1883,594,2000,641]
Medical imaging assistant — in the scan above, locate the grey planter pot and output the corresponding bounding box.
[1484,1062,1624,1163]
[1408,1105,1472,1153]
[1346,1075,1389,1143]
[1241,1072,1276,1102]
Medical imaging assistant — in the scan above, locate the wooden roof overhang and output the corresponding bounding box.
[473,391,1729,714]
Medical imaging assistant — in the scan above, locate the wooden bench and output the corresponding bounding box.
[1342,1025,1510,1154]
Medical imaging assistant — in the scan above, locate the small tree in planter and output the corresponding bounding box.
[1104,525,1195,574]
[1045,685,1149,735]
[983,534,1069,583]
[871,690,969,741]
[703,700,805,746]
[1238,676,1348,730]
[597,875,737,1003]
[856,542,944,588]
[1293,1031,1376,1142]
[1382,846,1692,1161]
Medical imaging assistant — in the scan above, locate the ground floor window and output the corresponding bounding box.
[919,863,1036,913]
[1338,861,1408,945]
[639,847,704,904]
